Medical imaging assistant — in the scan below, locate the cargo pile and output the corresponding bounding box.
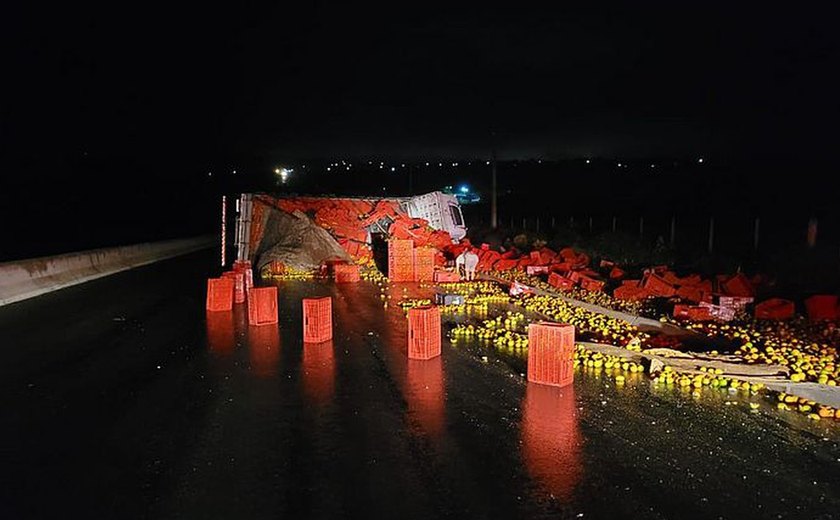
[439,282,840,422]
[253,195,453,264]
[206,261,279,326]
[684,317,840,385]
[240,195,840,423]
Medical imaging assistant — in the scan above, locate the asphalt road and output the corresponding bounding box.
[2,251,840,519]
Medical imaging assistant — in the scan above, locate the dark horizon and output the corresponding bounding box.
[4,4,839,170]
[3,3,839,262]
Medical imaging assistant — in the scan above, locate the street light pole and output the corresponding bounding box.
[491,145,498,229]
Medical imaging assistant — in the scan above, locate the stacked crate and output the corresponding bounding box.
[206,277,235,312]
[407,306,441,360]
[222,271,246,304]
[413,247,436,282]
[303,297,333,342]
[247,286,278,326]
[527,322,575,388]
[388,239,415,282]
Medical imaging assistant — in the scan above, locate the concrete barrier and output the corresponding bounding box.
[0,236,215,306]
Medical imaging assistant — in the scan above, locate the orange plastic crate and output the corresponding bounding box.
[613,284,649,301]
[234,261,254,290]
[206,277,234,312]
[222,271,246,304]
[433,270,460,282]
[548,272,575,291]
[247,286,278,326]
[579,275,605,292]
[407,306,441,360]
[755,298,795,320]
[805,295,837,321]
[388,239,414,257]
[676,285,708,303]
[414,247,436,282]
[721,273,754,297]
[527,322,575,388]
[303,297,333,343]
[642,273,676,297]
[388,240,415,281]
[334,264,360,283]
[673,304,711,321]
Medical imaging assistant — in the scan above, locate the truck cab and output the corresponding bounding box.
[400,191,467,241]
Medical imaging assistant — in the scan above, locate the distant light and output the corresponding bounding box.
[401,163,405,168]
[650,164,655,168]
[327,167,331,171]
[208,171,212,177]
[452,162,458,167]
[232,169,237,174]
[586,159,590,164]
[274,168,281,174]
[538,160,542,164]
[460,185,469,193]
[391,166,396,172]
[698,157,704,163]
[379,164,384,169]
[425,162,429,166]
[617,163,622,167]
[438,162,443,167]
[486,160,490,165]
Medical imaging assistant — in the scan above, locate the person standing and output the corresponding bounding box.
[463,250,479,281]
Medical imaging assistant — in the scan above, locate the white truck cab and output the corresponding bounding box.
[400,191,467,241]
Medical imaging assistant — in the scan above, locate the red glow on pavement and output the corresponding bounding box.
[247,323,281,378]
[302,340,335,405]
[206,311,235,357]
[521,383,582,501]
[406,357,445,439]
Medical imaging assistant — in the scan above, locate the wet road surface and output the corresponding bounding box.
[2,251,840,519]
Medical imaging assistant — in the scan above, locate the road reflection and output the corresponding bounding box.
[521,383,582,501]
[302,340,335,406]
[405,357,445,439]
[247,323,280,378]
[206,311,235,357]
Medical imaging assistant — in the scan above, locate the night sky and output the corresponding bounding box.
[2,4,838,258]
[6,4,838,163]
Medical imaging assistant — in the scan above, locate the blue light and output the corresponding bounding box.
[459,185,469,193]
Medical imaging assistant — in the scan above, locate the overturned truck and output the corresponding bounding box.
[234,191,466,274]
